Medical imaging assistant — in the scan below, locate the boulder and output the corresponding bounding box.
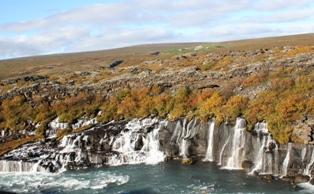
[294,175,310,184]
[108,60,123,68]
[242,160,254,169]
[181,158,193,165]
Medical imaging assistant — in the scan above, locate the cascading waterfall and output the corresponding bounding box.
[179,139,190,159]
[0,160,46,173]
[3,114,314,188]
[203,119,215,162]
[250,134,267,175]
[224,118,246,169]
[282,143,292,177]
[273,145,279,176]
[176,118,199,159]
[107,119,166,166]
[301,146,307,162]
[263,135,275,174]
[218,136,230,166]
[304,149,314,176]
[141,125,166,164]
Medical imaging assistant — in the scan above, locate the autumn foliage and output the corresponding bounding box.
[0,68,313,145]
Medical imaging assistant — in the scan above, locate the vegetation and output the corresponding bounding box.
[0,38,313,146]
[0,67,313,145]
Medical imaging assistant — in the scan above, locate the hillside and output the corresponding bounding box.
[1,33,314,80]
[0,33,313,156]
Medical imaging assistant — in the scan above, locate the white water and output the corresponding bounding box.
[180,138,191,159]
[72,118,98,129]
[304,149,314,176]
[302,146,307,162]
[282,143,292,177]
[175,118,199,159]
[107,118,166,166]
[273,145,279,176]
[250,132,277,175]
[0,160,46,173]
[0,170,129,193]
[203,120,215,162]
[250,134,267,175]
[218,135,230,166]
[224,118,246,169]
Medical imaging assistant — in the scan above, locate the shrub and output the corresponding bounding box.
[243,72,268,88]
[223,95,249,121]
[197,92,224,121]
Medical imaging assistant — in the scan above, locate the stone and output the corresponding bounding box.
[259,174,273,182]
[242,160,253,169]
[310,178,314,185]
[150,51,160,56]
[134,136,144,151]
[294,175,310,184]
[108,60,123,68]
[181,158,193,165]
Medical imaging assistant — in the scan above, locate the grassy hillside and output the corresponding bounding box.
[1,33,314,80]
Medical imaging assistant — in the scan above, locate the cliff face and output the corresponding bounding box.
[1,117,314,185]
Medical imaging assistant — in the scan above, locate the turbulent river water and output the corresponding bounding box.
[0,161,313,194]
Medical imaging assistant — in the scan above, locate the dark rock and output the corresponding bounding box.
[242,160,254,169]
[134,136,144,151]
[294,175,310,184]
[150,51,160,56]
[259,174,274,182]
[109,60,123,68]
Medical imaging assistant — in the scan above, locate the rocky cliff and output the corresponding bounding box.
[1,117,314,186]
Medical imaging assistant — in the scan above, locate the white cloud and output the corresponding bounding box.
[254,0,312,10]
[0,0,313,59]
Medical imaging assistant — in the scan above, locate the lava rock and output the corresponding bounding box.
[242,160,254,169]
[294,175,310,184]
[134,136,144,151]
[109,60,123,68]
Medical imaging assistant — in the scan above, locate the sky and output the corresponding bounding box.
[0,0,313,59]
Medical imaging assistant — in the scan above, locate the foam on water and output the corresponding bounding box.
[297,182,314,194]
[0,170,129,193]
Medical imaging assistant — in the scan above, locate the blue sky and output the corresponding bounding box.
[0,0,313,59]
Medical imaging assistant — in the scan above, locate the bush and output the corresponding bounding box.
[223,95,249,121]
[197,92,224,121]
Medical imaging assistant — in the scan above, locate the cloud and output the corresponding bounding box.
[254,0,312,10]
[0,0,313,59]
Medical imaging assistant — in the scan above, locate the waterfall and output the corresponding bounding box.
[224,118,246,170]
[107,119,166,166]
[203,120,215,162]
[0,160,46,173]
[282,143,292,177]
[179,139,190,159]
[301,146,307,162]
[304,149,314,176]
[250,134,267,174]
[273,145,279,176]
[218,136,230,166]
[141,125,166,164]
[172,118,199,160]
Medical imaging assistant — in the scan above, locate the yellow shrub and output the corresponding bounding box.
[197,92,224,120]
[223,95,249,121]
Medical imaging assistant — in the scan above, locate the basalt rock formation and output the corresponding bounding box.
[1,117,314,186]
